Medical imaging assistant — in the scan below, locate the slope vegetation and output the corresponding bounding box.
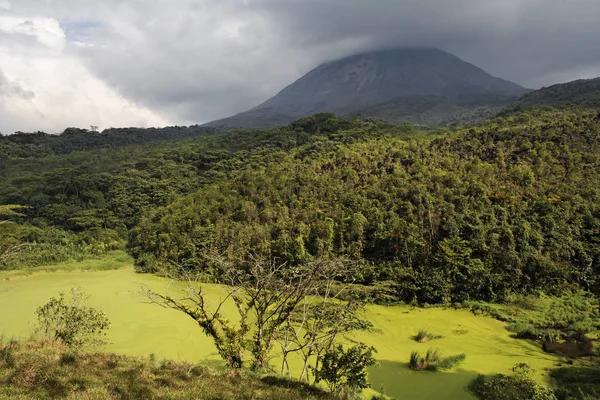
[517,77,600,109]
[133,109,600,304]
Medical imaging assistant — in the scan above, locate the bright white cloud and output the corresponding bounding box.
[0,14,169,134]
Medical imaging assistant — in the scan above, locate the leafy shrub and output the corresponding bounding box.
[409,348,465,371]
[36,286,111,348]
[469,363,557,400]
[313,344,377,394]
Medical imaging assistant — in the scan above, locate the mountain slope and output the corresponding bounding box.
[358,93,515,126]
[517,77,600,108]
[205,48,527,128]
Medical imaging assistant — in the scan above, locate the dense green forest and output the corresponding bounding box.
[2,109,600,306]
[0,116,419,269]
[131,108,600,304]
[0,125,218,160]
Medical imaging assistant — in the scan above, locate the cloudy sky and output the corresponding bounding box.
[1,0,600,134]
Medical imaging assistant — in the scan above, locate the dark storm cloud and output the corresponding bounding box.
[5,0,600,128]
[251,0,600,88]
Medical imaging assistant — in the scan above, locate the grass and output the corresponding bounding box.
[409,348,466,372]
[464,292,600,344]
[0,265,560,400]
[0,251,132,281]
[0,339,333,399]
[413,329,443,343]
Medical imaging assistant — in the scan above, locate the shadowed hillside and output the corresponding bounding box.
[517,77,600,109]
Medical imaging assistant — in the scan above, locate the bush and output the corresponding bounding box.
[409,348,465,371]
[313,344,377,394]
[36,286,111,348]
[469,363,557,400]
[551,367,600,400]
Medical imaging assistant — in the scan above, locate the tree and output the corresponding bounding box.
[36,286,111,348]
[142,253,372,375]
[312,343,377,394]
[0,205,27,264]
[276,284,372,382]
[143,276,249,368]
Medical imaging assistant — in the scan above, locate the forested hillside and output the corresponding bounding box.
[2,109,600,305]
[517,78,600,109]
[0,115,420,269]
[132,109,600,304]
[0,125,218,160]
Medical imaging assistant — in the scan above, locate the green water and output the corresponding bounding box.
[0,267,557,400]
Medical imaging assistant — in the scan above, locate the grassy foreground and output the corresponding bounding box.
[0,263,560,400]
[0,340,333,400]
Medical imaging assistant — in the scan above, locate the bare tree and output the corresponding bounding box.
[141,252,369,375]
[276,279,372,383]
[142,274,249,368]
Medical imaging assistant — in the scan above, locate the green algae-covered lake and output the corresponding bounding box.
[0,266,557,400]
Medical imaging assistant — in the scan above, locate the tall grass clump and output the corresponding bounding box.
[409,348,465,371]
[0,337,17,368]
[413,329,442,343]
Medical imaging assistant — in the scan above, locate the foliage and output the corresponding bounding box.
[0,125,219,159]
[1,115,408,271]
[35,287,111,348]
[408,348,465,371]
[466,292,600,344]
[0,205,27,263]
[0,340,334,400]
[550,366,600,400]
[312,343,377,394]
[516,78,600,110]
[469,363,557,400]
[133,108,600,304]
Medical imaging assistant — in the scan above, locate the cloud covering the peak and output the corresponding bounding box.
[2,0,600,133]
